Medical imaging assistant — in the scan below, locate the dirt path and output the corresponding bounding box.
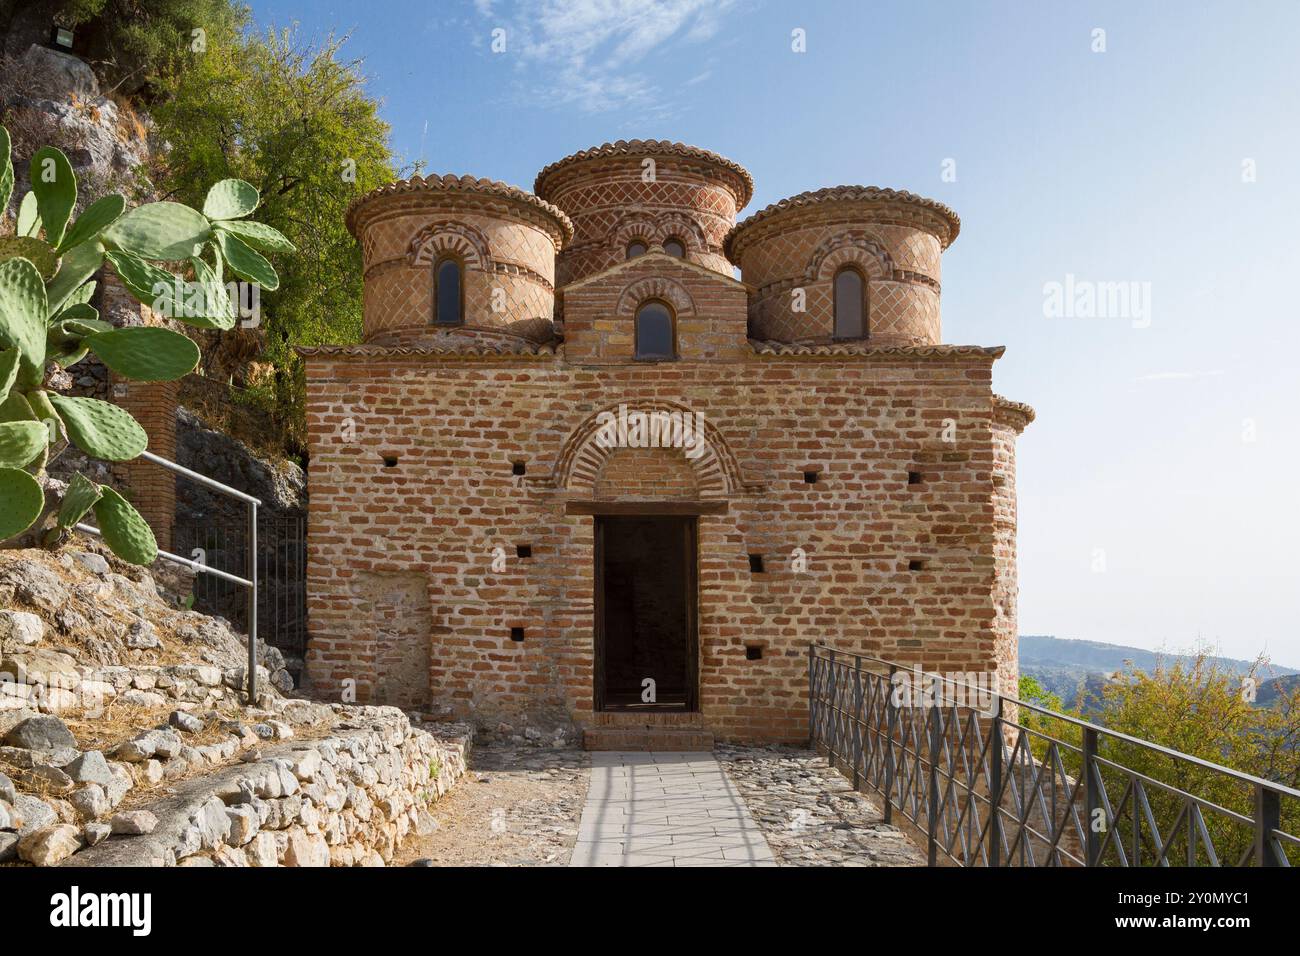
[395,746,589,867]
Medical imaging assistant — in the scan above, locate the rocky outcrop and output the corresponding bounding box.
[1,546,469,866]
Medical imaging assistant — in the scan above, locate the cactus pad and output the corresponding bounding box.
[0,256,48,386]
[57,472,102,529]
[93,485,157,565]
[203,179,260,220]
[0,466,43,542]
[102,201,210,261]
[86,327,200,382]
[47,394,147,461]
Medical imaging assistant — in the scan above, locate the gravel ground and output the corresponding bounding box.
[395,745,589,867]
[715,745,925,866]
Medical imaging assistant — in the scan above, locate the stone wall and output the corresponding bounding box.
[62,708,468,868]
[302,345,1006,743]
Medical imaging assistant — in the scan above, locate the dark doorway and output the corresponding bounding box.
[594,515,698,711]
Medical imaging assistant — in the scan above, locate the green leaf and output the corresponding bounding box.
[29,147,76,248]
[46,240,103,318]
[49,302,101,328]
[203,179,260,220]
[0,236,58,279]
[0,466,44,542]
[16,192,40,237]
[58,473,102,529]
[0,421,46,468]
[46,394,147,461]
[49,343,89,369]
[0,349,18,404]
[0,126,12,214]
[214,229,279,291]
[86,327,200,382]
[67,280,96,308]
[0,390,36,424]
[58,193,126,254]
[26,390,64,444]
[92,486,156,565]
[102,201,210,261]
[212,218,295,253]
[0,256,49,387]
[105,250,176,307]
[182,254,235,330]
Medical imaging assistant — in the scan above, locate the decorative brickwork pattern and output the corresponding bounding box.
[302,142,1033,744]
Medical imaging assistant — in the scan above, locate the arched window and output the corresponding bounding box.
[626,240,648,260]
[634,299,675,360]
[833,266,866,340]
[433,256,463,326]
[662,237,685,258]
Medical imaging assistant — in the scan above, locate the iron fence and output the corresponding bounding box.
[808,645,1300,867]
[173,512,306,661]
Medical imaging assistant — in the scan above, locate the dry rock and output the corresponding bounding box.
[18,823,82,865]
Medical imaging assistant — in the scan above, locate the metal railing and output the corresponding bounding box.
[75,450,261,702]
[174,513,306,660]
[808,645,1300,867]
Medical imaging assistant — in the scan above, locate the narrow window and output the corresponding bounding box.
[634,299,675,361]
[748,554,765,573]
[663,238,685,258]
[745,644,764,661]
[434,256,463,326]
[516,544,532,559]
[511,460,526,476]
[626,240,648,259]
[833,266,866,340]
[509,627,525,642]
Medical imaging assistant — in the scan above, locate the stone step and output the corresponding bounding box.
[582,726,715,752]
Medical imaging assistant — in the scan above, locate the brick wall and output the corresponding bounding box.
[561,254,750,364]
[735,215,943,346]
[303,347,1005,743]
[538,151,747,285]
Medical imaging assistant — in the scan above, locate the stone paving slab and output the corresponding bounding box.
[570,751,777,867]
[715,745,925,866]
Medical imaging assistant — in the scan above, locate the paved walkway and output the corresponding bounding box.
[570,752,777,867]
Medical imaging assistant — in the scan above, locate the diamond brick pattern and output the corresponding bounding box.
[302,144,1032,744]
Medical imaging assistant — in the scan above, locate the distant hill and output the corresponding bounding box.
[1018,635,1298,710]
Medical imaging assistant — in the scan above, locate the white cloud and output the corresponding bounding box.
[477,0,736,114]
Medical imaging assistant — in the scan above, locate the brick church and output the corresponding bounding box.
[301,140,1033,747]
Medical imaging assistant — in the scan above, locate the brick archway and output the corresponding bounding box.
[551,400,745,498]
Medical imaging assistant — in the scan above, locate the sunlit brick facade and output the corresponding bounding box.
[303,140,1032,746]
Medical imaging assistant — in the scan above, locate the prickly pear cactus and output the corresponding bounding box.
[0,122,294,564]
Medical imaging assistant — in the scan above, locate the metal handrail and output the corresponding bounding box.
[839,651,1300,799]
[808,644,1300,867]
[73,450,261,702]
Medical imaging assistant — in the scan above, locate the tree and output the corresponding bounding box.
[1022,651,1300,865]
[148,23,397,457]
[7,0,248,94]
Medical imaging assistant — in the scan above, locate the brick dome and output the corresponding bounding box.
[347,174,572,346]
[534,140,753,286]
[726,186,960,347]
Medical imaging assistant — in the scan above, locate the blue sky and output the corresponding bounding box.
[247,0,1300,667]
